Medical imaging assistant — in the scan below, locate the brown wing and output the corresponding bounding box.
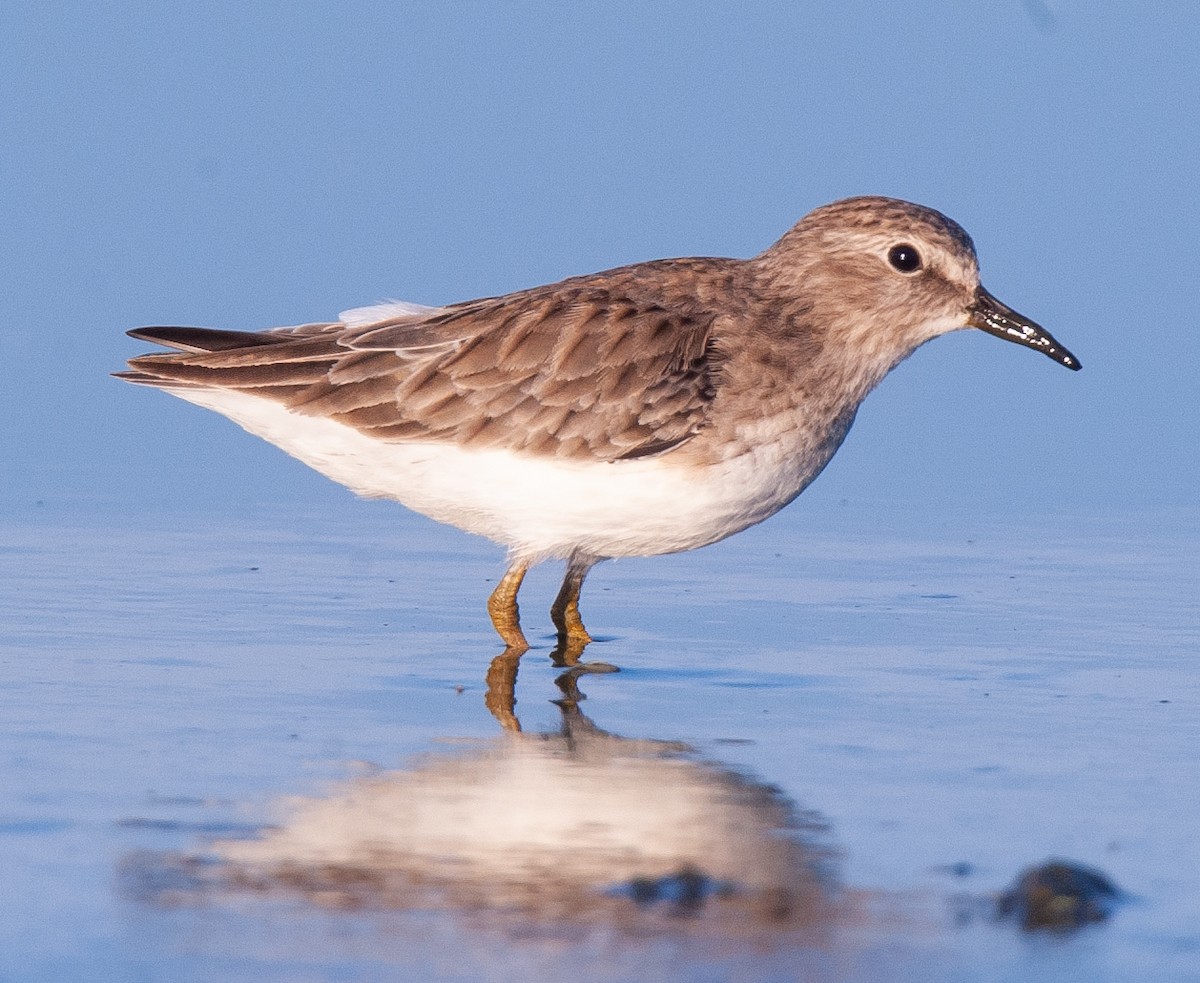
[120,259,732,462]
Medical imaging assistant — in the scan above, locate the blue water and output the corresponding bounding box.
[1,498,1197,982]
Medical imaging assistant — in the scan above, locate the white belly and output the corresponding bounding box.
[168,389,831,561]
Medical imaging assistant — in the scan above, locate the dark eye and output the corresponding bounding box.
[887,243,922,273]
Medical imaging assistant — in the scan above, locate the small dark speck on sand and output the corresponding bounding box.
[933,861,975,879]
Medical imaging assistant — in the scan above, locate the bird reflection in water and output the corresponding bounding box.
[132,657,842,938]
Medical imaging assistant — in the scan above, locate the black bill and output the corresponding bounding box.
[968,286,1081,371]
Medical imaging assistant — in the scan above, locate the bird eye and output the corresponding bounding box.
[887,243,922,273]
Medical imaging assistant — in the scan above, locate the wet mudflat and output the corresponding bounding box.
[1,497,1197,982]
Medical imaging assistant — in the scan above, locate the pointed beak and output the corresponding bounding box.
[968,286,1081,371]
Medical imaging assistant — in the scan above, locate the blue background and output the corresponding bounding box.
[3,2,1195,515]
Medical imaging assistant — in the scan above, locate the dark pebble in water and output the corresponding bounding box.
[997,859,1122,931]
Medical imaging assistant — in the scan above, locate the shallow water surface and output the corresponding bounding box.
[1,500,1197,982]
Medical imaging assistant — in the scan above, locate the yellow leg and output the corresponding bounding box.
[487,560,530,652]
[550,556,595,664]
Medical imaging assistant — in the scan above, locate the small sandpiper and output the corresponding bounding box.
[119,196,1080,653]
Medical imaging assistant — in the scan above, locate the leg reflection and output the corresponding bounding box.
[484,646,619,733]
[484,647,524,732]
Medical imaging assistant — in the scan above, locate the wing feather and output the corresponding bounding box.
[121,258,736,461]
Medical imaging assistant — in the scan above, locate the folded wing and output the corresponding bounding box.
[119,261,729,462]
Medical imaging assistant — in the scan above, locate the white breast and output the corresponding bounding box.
[166,388,838,561]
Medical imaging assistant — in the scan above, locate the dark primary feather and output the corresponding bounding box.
[126,326,288,352]
[122,259,737,462]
